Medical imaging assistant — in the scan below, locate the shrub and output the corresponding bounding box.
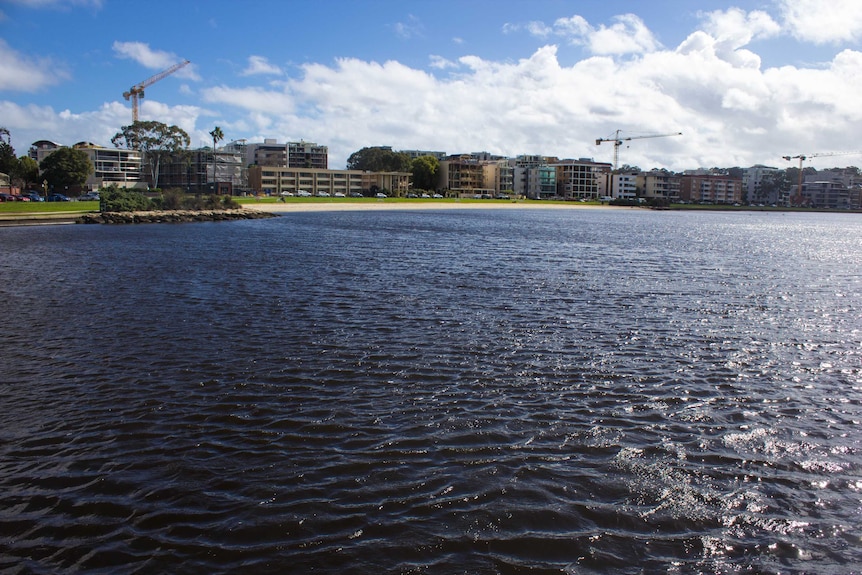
[161,188,184,210]
[99,185,154,212]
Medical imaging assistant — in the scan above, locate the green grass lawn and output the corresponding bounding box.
[0,201,98,214]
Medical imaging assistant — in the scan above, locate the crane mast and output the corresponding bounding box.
[123,59,190,122]
[596,130,683,170]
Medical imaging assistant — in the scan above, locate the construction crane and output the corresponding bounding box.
[596,130,683,170]
[782,151,862,205]
[123,60,190,122]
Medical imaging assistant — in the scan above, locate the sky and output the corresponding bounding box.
[2,0,862,171]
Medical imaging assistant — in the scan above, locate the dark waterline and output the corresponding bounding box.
[1,208,860,574]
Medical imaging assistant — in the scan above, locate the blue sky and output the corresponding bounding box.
[2,0,862,170]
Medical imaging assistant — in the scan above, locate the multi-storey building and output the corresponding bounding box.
[247,139,287,167]
[639,171,683,202]
[743,165,782,205]
[509,155,559,198]
[481,160,515,196]
[679,174,740,204]
[598,171,639,200]
[31,140,144,191]
[248,166,410,197]
[438,155,489,196]
[159,148,245,195]
[551,159,612,200]
[287,141,328,169]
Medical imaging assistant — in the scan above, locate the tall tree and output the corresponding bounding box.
[112,121,190,189]
[346,146,411,172]
[209,126,224,185]
[39,147,93,190]
[411,155,440,190]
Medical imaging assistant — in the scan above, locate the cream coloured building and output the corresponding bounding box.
[248,166,410,196]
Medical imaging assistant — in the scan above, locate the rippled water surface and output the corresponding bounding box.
[1,208,861,574]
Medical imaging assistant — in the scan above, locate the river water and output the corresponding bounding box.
[1,208,860,574]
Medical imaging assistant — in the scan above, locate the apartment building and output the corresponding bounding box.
[639,171,682,202]
[509,155,558,198]
[31,140,144,191]
[288,141,328,169]
[247,139,287,167]
[248,166,410,196]
[679,174,741,204]
[481,160,515,195]
[598,171,639,200]
[438,155,489,196]
[743,165,782,205]
[552,159,612,200]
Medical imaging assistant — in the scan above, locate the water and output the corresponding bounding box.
[1,208,860,574]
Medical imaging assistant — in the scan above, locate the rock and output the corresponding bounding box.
[77,209,277,225]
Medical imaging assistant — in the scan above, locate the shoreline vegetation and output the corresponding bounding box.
[0,197,859,227]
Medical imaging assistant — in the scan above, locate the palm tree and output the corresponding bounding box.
[209,126,224,191]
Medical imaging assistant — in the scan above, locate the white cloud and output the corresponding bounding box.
[700,8,780,49]
[112,41,200,80]
[394,14,423,39]
[0,39,66,91]
[429,55,458,70]
[598,14,659,54]
[519,13,659,55]
[241,56,283,76]
[778,0,862,44]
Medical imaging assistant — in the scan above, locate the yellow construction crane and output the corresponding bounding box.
[123,60,190,122]
[782,151,862,205]
[596,130,683,170]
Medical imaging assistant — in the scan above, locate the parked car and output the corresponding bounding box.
[375,192,387,198]
[333,192,346,197]
[0,193,16,202]
[316,191,330,197]
[22,192,44,202]
[47,194,71,202]
[296,190,312,197]
[349,192,364,198]
[77,192,100,202]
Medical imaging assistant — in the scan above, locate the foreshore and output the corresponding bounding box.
[243,200,617,214]
[0,201,615,227]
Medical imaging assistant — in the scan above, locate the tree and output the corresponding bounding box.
[209,126,224,185]
[346,146,411,172]
[411,155,440,190]
[12,156,39,189]
[39,147,93,190]
[0,126,16,176]
[112,121,190,189]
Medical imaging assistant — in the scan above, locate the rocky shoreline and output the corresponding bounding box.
[77,209,277,224]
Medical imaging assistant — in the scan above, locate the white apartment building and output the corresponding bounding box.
[30,140,144,191]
